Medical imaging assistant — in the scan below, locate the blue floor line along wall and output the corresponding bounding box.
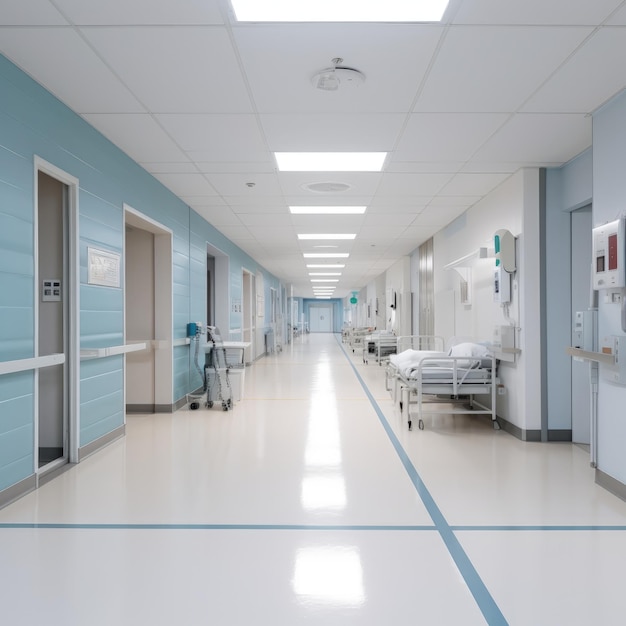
[336,335,509,626]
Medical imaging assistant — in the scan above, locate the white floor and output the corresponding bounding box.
[2,333,626,625]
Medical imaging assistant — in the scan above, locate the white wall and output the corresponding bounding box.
[385,257,411,336]
[433,169,542,433]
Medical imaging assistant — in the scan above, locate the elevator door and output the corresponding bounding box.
[37,172,68,469]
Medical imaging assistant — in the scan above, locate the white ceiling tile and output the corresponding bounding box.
[203,173,283,197]
[212,225,255,240]
[229,201,288,212]
[233,23,443,113]
[238,213,289,227]
[413,207,469,226]
[0,28,144,113]
[193,206,242,227]
[376,173,453,196]
[385,162,464,174]
[427,196,482,207]
[260,113,405,151]
[474,114,592,163]
[394,113,508,161]
[438,172,512,196]
[452,0,623,25]
[367,198,431,212]
[0,0,67,24]
[53,0,224,25]
[278,173,382,197]
[81,26,253,113]
[195,162,276,174]
[152,173,218,197]
[181,196,226,207]
[415,26,593,113]
[141,162,199,174]
[156,114,268,161]
[460,163,522,174]
[607,5,626,24]
[522,28,626,114]
[290,215,366,231]
[362,213,417,227]
[83,114,189,162]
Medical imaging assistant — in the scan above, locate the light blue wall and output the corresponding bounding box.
[544,150,593,433]
[0,54,283,494]
[592,90,626,485]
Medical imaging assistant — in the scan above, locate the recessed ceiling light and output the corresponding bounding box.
[231,0,449,22]
[311,279,339,283]
[307,264,345,268]
[298,234,356,240]
[290,206,366,215]
[275,152,386,172]
[304,253,349,258]
[309,272,342,276]
[315,297,332,300]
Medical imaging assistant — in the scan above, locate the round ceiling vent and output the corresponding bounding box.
[311,58,365,92]
[302,181,352,194]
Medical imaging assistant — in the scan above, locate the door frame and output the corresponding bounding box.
[34,156,80,469]
[123,205,173,412]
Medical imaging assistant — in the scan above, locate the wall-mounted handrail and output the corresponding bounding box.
[0,353,65,376]
[80,343,147,360]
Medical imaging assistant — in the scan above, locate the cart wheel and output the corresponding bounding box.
[190,402,199,410]
[418,419,424,430]
[227,398,233,408]
[206,401,214,408]
[222,402,229,411]
[408,420,412,431]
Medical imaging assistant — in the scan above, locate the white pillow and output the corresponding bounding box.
[447,342,492,367]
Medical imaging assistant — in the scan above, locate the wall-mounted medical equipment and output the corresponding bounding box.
[573,310,597,354]
[592,218,626,289]
[494,229,516,273]
[493,266,511,304]
[493,324,517,363]
[600,335,626,385]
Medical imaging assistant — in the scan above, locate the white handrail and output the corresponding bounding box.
[0,353,65,376]
[80,343,147,360]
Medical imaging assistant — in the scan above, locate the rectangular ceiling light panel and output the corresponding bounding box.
[232,0,449,22]
[307,264,345,268]
[275,152,386,172]
[290,207,367,215]
[304,253,349,258]
[298,234,356,240]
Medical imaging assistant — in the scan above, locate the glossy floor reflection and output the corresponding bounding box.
[2,333,626,625]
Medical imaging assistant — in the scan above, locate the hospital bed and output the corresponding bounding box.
[388,341,499,431]
[347,327,375,353]
[362,330,397,365]
[385,336,445,400]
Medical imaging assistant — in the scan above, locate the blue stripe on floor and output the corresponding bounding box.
[337,336,509,626]
[0,523,436,531]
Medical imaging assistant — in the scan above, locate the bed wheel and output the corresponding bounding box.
[206,401,214,408]
[408,420,412,431]
[418,419,424,430]
[190,402,199,410]
[493,420,501,430]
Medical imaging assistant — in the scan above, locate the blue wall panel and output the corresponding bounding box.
[0,370,34,491]
[80,357,124,447]
[0,52,284,494]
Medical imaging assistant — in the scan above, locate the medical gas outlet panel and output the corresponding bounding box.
[592,218,626,289]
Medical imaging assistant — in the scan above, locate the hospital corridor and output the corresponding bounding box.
[1,332,625,626]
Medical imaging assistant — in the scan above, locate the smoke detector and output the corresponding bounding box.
[312,58,365,92]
